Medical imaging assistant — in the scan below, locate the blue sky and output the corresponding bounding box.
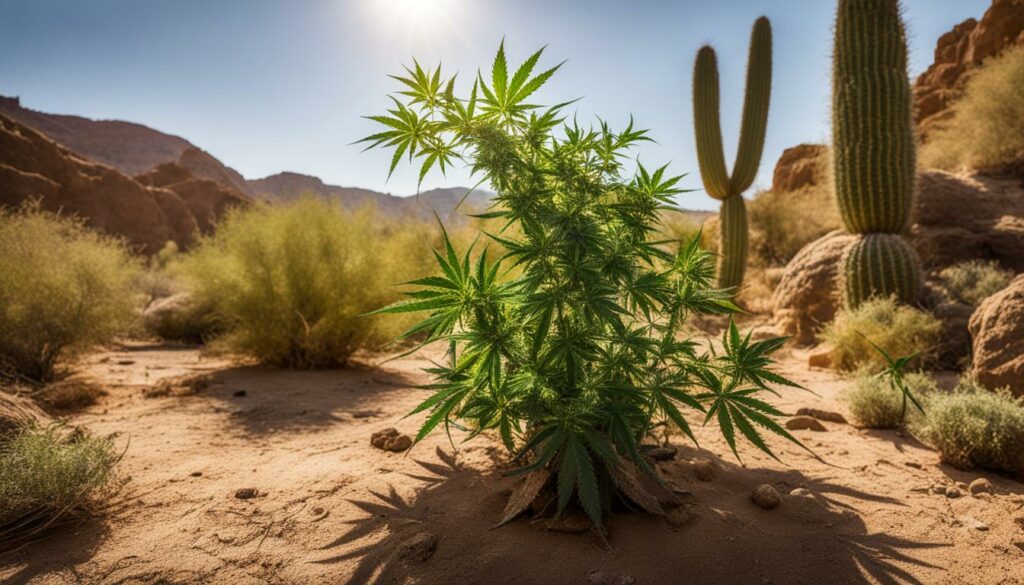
[0,0,989,210]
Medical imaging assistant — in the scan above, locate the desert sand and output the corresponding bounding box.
[2,334,1023,585]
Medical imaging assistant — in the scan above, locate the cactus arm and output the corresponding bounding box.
[693,45,731,200]
[729,16,773,195]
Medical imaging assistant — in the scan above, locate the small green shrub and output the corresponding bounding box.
[0,205,140,383]
[937,260,1013,306]
[180,199,436,367]
[845,370,937,429]
[921,46,1024,172]
[0,425,118,545]
[913,378,1024,474]
[820,297,942,371]
[364,44,806,532]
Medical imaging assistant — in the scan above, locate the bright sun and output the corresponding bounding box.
[372,0,460,38]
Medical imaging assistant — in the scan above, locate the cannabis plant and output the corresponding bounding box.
[364,44,805,532]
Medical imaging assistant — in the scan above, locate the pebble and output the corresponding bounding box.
[371,428,413,452]
[190,471,203,477]
[666,506,697,528]
[784,416,827,432]
[789,487,813,498]
[945,486,963,499]
[968,478,993,495]
[795,407,847,424]
[904,461,922,469]
[751,484,781,509]
[931,484,947,495]
[234,487,258,499]
[692,459,716,482]
[962,517,989,531]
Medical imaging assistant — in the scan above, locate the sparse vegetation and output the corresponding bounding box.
[0,425,118,547]
[364,44,807,532]
[747,185,840,267]
[0,205,140,383]
[913,377,1024,474]
[845,370,936,429]
[180,199,437,367]
[921,46,1024,172]
[820,297,942,371]
[937,260,1013,306]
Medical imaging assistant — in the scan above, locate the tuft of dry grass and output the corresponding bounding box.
[34,380,106,412]
[912,377,1024,474]
[921,46,1024,172]
[937,260,1013,306]
[820,297,943,371]
[0,425,119,549]
[844,370,937,429]
[747,184,841,268]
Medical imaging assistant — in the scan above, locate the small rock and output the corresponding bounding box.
[904,461,922,469]
[234,488,258,499]
[190,471,203,477]
[945,486,963,499]
[931,484,947,495]
[116,360,136,366]
[963,517,989,531]
[785,416,827,432]
[691,459,716,482]
[751,484,781,509]
[1013,516,1024,529]
[394,532,437,562]
[666,506,697,528]
[808,350,832,369]
[795,407,847,424]
[789,488,813,498]
[233,390,247,397]
[588,570,636,585]
[371,428,413,452]
[968,478,992,495]
[956,481,969,491]
[645,446,678,461]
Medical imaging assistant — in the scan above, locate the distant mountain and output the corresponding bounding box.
[249,172,491,219]
[0,95,256,196]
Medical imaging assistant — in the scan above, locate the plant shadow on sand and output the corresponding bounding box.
[0,517,110,585]
[315,445,948,585]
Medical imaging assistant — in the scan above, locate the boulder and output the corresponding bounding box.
[771,143,828,193]
[910,171,1024,273]
[142,293,219,343]
[969,275,1024,396]
[772,231,855,345]
[914,0,1024,140]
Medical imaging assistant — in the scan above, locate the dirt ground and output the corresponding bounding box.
[2,337,1024,585]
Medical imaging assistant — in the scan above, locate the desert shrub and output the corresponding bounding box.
[845,370,937,429]
[0,425,118,546]
[820,297,942,371]
[937,260,1013,306]
[659,212,708,251]
[913,377,1024,473]
[921,46,1024,172]
[747,184,841,267]
[364,45,806,532]
[180,199,436,367]
[0,205,140,383]
[34,380,106,412]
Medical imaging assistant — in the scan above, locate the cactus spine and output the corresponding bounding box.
[692,16,772,290]
[833,0,922,307]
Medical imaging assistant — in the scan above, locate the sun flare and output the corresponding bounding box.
[371,0,460,38]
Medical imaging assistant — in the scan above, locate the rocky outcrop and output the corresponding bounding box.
[914,0,1024,140]
[137,162,249,233]
[772,231,856,344]
[771,144,828,193]
[969,275,1024,396]
[910,171,1024,272]
[0,114,247,254]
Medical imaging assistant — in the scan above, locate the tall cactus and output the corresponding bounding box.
[693,16,772,290]
[833,0,922,307]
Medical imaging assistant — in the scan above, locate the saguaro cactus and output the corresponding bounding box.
[833,0,922,307]
[693,16,772,290]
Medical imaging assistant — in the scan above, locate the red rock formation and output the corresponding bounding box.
[137,162,249,233]
[913,0,1024,139]
[770,144,828,193]
[0,114,246,254]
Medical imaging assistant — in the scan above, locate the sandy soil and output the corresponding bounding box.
[2,339,1024,585]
